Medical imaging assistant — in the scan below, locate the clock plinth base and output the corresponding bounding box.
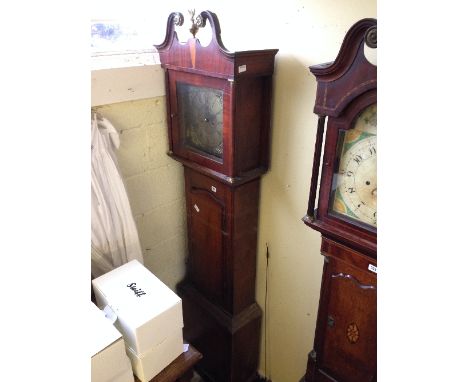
[177,282,262,382]
[299,350,336,382]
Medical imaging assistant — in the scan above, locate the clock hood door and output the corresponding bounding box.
[314,91,377,256]
[167,70,233,177]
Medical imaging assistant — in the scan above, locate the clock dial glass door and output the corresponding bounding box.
[177,82,224,160]
[329,104,377,227]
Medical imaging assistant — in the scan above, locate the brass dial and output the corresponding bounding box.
[177,83,224,159]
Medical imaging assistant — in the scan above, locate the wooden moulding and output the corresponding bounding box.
[310,18,377,117]
[155,11,278,79]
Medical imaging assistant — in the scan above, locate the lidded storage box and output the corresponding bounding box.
[92,260,184,382]
[90,301,134,382]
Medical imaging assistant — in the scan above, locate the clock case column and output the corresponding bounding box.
[156,11,278,382]
[301,19,377,382]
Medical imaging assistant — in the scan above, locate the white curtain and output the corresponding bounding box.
[91,113,143,278]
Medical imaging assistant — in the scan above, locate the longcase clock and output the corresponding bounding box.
[301,19,377,382]
[155,11,278,382]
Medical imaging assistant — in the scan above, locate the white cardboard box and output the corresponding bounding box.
[90,302,134,382]
[126,329,183,382]
[112,367,135,382]
[92,259,184,358]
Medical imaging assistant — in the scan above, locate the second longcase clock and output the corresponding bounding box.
[301,19,377,382]
[156,11,278,382]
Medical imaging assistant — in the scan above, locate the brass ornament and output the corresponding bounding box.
[188,9,206,38]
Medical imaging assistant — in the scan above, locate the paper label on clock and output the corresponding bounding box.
[368,264,377,274]
[238,64,247,73]
[194,204,200,213]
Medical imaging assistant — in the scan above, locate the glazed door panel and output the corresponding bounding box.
[167,70,233,176]
[317,256,376,382]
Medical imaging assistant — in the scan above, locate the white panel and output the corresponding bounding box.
[92,64,165,106]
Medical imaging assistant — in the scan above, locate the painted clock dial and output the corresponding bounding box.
[177,82,224,159]
[330,103,377,227]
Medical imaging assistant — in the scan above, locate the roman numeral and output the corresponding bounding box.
[369,146,376,155]
[353,155,363,164]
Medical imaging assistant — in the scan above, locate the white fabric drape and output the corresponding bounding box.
[91,114,143,278]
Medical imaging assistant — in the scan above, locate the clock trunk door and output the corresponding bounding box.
[317,256,377,382]
[168,71,233,175]
[185,169,228,308]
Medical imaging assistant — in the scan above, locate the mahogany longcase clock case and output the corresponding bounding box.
[156,11,278,382]
[301,19,377,382]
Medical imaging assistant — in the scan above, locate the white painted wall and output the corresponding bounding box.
[91,98,188,292]
[91,1,376,380]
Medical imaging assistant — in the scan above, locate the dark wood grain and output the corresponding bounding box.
[179,171,263,382]
[306,116,326,217]
[310,18,377,118]
[302,18,377,382]
[157,10,277,179]
[320,237,376,271]
[167,152,268,186]
[134,345,202,382]
[184,168,261,315]
[311,251,377,382]
[156,11,277,382]
[178,282,262,382]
